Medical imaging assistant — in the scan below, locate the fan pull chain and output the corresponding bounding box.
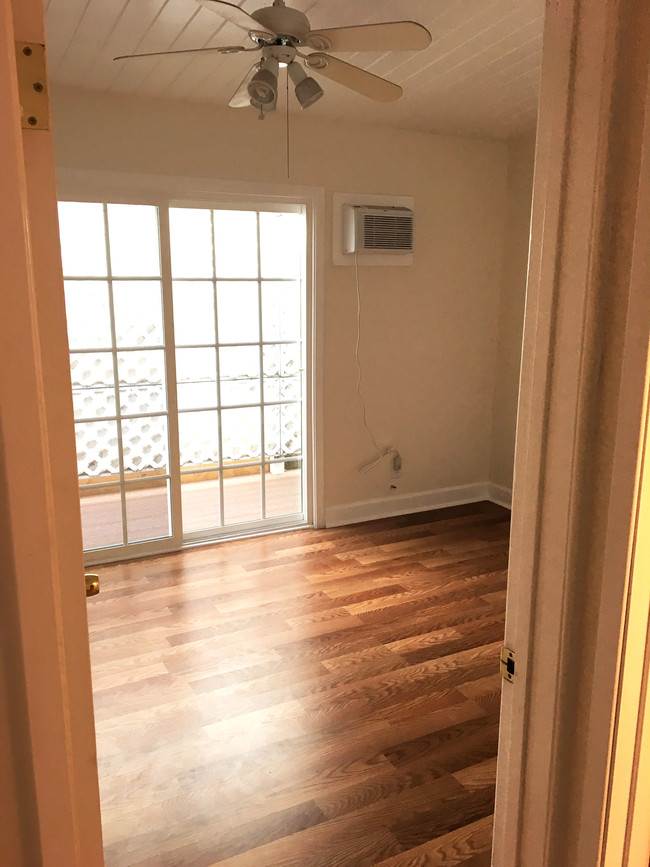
[286,67,290,178]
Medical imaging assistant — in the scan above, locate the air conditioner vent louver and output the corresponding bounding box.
[363,213,413,250]
[343,205,414,254]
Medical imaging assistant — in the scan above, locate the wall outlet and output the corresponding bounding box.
[391,451,402,477]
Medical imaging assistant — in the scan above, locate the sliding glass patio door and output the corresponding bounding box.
[169,206,305,540]
[58,198,308,562]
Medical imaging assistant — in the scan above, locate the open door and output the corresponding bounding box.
[494,1,650,865]
[602,353,650,865]
[0,0,103,862]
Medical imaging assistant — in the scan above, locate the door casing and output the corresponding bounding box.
[493,0,650,864]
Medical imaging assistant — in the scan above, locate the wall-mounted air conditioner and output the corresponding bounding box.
[343,204,414,254]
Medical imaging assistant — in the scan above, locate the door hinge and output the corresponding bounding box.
[15,42,50,130]
[500,646,516,683]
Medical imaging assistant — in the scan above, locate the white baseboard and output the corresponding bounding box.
[324,482,513,528]
[485,483,513,509]
[325,483,482,528]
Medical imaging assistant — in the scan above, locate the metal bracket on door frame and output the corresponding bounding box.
[15,42,50,130]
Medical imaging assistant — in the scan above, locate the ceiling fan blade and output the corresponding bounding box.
[196,0,276,40]
[229,61,260,107]
[306,21,432,52]
[304,54,402,102]
[114,45,256,61]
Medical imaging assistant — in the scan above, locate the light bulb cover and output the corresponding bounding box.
[248,57,279,107]
[288,61,324,109]
[248,68,276,105]
[295,75,323,109]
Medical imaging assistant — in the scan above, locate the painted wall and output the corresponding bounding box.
[490,134,536,494]
[51,86,513,523]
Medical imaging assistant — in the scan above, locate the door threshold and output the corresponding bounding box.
[181,520,312,551]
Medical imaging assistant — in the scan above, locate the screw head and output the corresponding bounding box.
[33,81,44,93]
[27,116,38,126]
[23,46,33,56]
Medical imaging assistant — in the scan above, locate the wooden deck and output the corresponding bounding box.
[87,501,509,866]
[80,470,302,549]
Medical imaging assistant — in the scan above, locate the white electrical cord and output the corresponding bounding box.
[354,250,381,454]
[285,66,290,179]
[354,251,398,475]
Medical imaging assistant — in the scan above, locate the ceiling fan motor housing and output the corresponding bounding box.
[251,5,311,42]
[263,43,296,65]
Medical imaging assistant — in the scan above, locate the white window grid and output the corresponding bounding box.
[65,201,308,553]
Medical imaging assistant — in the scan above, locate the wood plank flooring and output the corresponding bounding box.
[87,501,510,866]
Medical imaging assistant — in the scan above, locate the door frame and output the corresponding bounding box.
[493,0,650,864]
[0,0,104,862]
[57,168,326,563]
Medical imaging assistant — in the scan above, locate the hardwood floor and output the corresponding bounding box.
[87,501,510,866]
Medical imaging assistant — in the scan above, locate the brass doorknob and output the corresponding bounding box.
[85,573,100,597]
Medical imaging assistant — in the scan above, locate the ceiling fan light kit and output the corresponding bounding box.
[115,0,431,120]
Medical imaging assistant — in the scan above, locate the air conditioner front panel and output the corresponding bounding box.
[343,205,414,254]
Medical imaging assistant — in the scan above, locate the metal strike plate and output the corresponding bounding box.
[85,573,100,598]
[500,646,515,683]
[15,42,50,130]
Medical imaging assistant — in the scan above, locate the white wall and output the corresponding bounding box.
[490,135,536,496]
[51,86,513,524]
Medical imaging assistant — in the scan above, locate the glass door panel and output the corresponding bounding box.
[181,474,221,533]
[124,479,171,543]
[212,210,258,277]
[217,282,259,342]
[221,407,262,461]
[265,461,303,518]
[79,486,123,550]
[58,201,107,276]
[59,201,174,557]
[223,465,262,526]
[170,205,307,540]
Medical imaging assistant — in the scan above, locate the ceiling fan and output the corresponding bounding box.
[115,0,432,118]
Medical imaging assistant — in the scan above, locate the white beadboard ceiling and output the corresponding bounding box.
[44,0,544,140]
